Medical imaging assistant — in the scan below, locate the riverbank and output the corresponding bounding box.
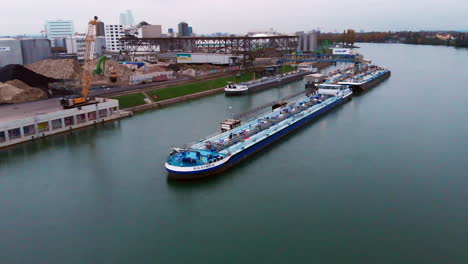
[115,63,325,112]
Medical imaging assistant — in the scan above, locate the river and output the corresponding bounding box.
[0,43,467,264]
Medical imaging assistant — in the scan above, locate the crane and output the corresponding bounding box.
[60,16,99,108]
[124,21,149,37]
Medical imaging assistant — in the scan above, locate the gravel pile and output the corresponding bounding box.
[26,59,84,80]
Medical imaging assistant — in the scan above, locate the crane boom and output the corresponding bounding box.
[82,16,98,98]
[60,16,99,108]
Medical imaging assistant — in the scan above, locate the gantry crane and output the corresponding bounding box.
[60,16,99,108]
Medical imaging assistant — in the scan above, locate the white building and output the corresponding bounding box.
[105,25,125,52]
[45,19,75,47]
[64,35,106,60]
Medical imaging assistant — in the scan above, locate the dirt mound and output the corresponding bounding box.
[26,59,84,80]
[84,59,133,77]
[139,64,168,73]
[0,81,47,104]
[6,79,32,90]
[0,64,56,91]
[0,82,22,102]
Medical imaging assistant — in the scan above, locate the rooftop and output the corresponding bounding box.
[0,98,62,123]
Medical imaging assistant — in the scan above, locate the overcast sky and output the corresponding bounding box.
[1,0,467,35]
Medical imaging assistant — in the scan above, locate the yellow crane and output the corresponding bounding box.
[60,16,99,108]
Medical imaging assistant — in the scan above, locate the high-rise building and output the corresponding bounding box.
[105,24,125,52]
[178,22,189,37]
[126,10,135,25]
[119,10,135,26]
[96,21,105,37]
[45,19,75,47]
[168,28,175,37]
[119,13,127,25]
[188,27,193,36]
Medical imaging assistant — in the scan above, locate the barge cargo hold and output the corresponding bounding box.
[224,69,315,96]
[0,98,131,149]
[166,84,353,180]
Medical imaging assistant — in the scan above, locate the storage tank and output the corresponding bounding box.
[0,38,23,67]
[20,39,52,65]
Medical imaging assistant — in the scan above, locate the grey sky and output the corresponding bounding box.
[2,0,467,35]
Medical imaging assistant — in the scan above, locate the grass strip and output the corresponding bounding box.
[146,73,253,101]
[116,93,147,109]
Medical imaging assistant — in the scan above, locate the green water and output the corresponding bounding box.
[0,43,467,264]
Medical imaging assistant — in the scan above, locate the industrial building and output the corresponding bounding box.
[0,98,131,149]
[0,38,52,67]
[64,36,106,60]
[296,30,319,52]
[105,25,125,52]
[142,25,162,38]
[45,19,75,47]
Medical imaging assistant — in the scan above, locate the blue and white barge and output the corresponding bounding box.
[166,84,353,180]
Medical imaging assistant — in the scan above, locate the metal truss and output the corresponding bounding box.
[119,36,299,69]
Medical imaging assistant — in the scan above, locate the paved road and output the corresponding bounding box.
[89,76,193,97]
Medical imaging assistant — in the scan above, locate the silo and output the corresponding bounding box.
[0,38,23,67]
[20,39,52,65]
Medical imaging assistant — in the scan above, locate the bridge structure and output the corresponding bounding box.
[119,36,299,70]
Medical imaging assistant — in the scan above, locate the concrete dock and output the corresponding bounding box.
[0,97,131,148]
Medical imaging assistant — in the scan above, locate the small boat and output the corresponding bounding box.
[224,82,249,95]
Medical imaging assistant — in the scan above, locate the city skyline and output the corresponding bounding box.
[1,0,467,36]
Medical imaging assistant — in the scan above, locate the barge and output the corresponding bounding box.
[166,84,353,180]
[338,65,391,92]
[225,69,315,96]
[304,66,354,89]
